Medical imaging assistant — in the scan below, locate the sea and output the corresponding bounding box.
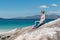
[0,19,55,31]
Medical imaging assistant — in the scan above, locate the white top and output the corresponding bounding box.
[40,14,45,23]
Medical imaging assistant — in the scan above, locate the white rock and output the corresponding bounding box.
[15,18,60,40]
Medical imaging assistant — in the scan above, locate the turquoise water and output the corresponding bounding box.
[0,19,55,30]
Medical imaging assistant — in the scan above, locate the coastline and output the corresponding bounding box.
[0,18,60,40]
[0,26,32,34]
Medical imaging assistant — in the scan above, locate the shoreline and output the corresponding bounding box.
[0,18,60,40]
[0,26,32,34]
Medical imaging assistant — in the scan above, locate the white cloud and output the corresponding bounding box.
[40,5,48,8]
[51,4,57,7]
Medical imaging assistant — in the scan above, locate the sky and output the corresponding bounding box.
[0,0,60,18]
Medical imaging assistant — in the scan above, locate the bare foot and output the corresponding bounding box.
[32,27,36,29]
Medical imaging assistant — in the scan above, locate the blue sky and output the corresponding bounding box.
[0,0,60,18]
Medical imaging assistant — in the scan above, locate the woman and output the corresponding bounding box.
[32,10,46,29]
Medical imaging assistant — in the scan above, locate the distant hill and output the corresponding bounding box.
[46,14,60,19]
[12,14,60,19]
[0,18,4,19]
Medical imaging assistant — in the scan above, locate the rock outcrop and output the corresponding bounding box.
[0,18,60,40]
